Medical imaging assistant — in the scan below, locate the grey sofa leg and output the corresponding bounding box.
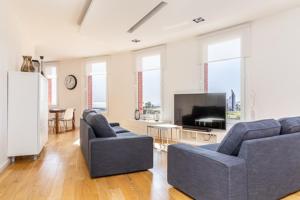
[10,157,15,163]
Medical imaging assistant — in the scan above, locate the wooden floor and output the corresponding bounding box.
[0,129,300,200]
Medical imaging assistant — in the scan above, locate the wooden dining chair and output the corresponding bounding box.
[59,108,75,132]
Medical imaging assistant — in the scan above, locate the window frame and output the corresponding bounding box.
[85,57,109,113]
[44,64,58,107]
[201,31,248,122]
[134,46,165,120]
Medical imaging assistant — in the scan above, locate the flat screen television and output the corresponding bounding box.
[174,93,226,131]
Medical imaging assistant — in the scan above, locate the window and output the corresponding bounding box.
[86,61,107,112]
[204,38,243,120]
[45,66,57,106]
[137,54,161,119]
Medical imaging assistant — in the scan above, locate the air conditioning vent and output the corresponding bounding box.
[78,0,93,26]
[127,1,168,33]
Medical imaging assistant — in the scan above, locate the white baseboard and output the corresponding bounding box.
[0,159,10,173]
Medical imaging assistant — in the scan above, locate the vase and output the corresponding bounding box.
[154,112,160,122]
[40,56,45,76]
[20,56,35,72]
[134,109,140,120]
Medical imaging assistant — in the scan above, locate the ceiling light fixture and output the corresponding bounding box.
[132,39,141,43]
[127,1,168,33]
[193,17,205,23]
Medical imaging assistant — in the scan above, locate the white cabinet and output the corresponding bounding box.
[7,72,48,160]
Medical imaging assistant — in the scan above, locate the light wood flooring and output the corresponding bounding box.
[0,129,300,200]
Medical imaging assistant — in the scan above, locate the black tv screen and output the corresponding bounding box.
[174,93,226,130]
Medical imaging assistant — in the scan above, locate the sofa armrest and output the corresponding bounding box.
[88,135,153,178]
[109,122,120,127]
[168,144,247,200]
[80,118,96,168]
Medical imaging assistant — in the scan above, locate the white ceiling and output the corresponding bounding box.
[10,0,300,61]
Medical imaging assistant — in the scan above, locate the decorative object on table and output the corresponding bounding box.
[32,60,40,72]
[64,75,77,90]
[40,56,45,76]
[154,111,160,122]
[134,109,140,120]
[20,56,35,72]
[143,109,152,120]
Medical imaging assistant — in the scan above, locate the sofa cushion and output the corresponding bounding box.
[112,126,129,134]
[82,109,97,120]
[279,116,300,134]
[85,113,116,138]
[217,119,281,156]
[117,132,137,137]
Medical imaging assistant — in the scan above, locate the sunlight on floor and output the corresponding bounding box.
[73,138,80,146]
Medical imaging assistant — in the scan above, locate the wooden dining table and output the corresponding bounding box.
[49,108,66,133]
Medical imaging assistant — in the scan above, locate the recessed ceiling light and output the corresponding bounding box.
[132,39,141,43]
[193,17,205,23]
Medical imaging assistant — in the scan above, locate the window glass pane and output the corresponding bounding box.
[142,55,160,71]
[51,78,57,105]
[137,53,161,118]
[92,75,106,109]
[206,37,242,120]
[207,58,241,120]
[45,66,57,78]
[45,66,57,106]
[92,62,106,74]
[207,38,241,62]
[87,62,107,111]
[143,70,160,107]
[208,59,241,97]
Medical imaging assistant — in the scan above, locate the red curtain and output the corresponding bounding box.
[87,75,93,109]
[48,79,52,105]
[137,72,143,112]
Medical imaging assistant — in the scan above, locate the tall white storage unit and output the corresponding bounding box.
[7,71,48,161]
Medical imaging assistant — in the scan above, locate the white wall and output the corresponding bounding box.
[108,53,135,123]
[0,1,34,171]
[55,7,300,131]
[247,7,300,120]
[56,59,86,127]
[106,39,203,127]
[55,53,136,127]
[163,38,203,121]
[63,38,202,133]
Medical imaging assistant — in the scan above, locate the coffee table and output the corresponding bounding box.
[147,124,182,151]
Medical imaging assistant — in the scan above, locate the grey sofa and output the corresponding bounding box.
[168,117,300,200]
[80,110,153,178]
